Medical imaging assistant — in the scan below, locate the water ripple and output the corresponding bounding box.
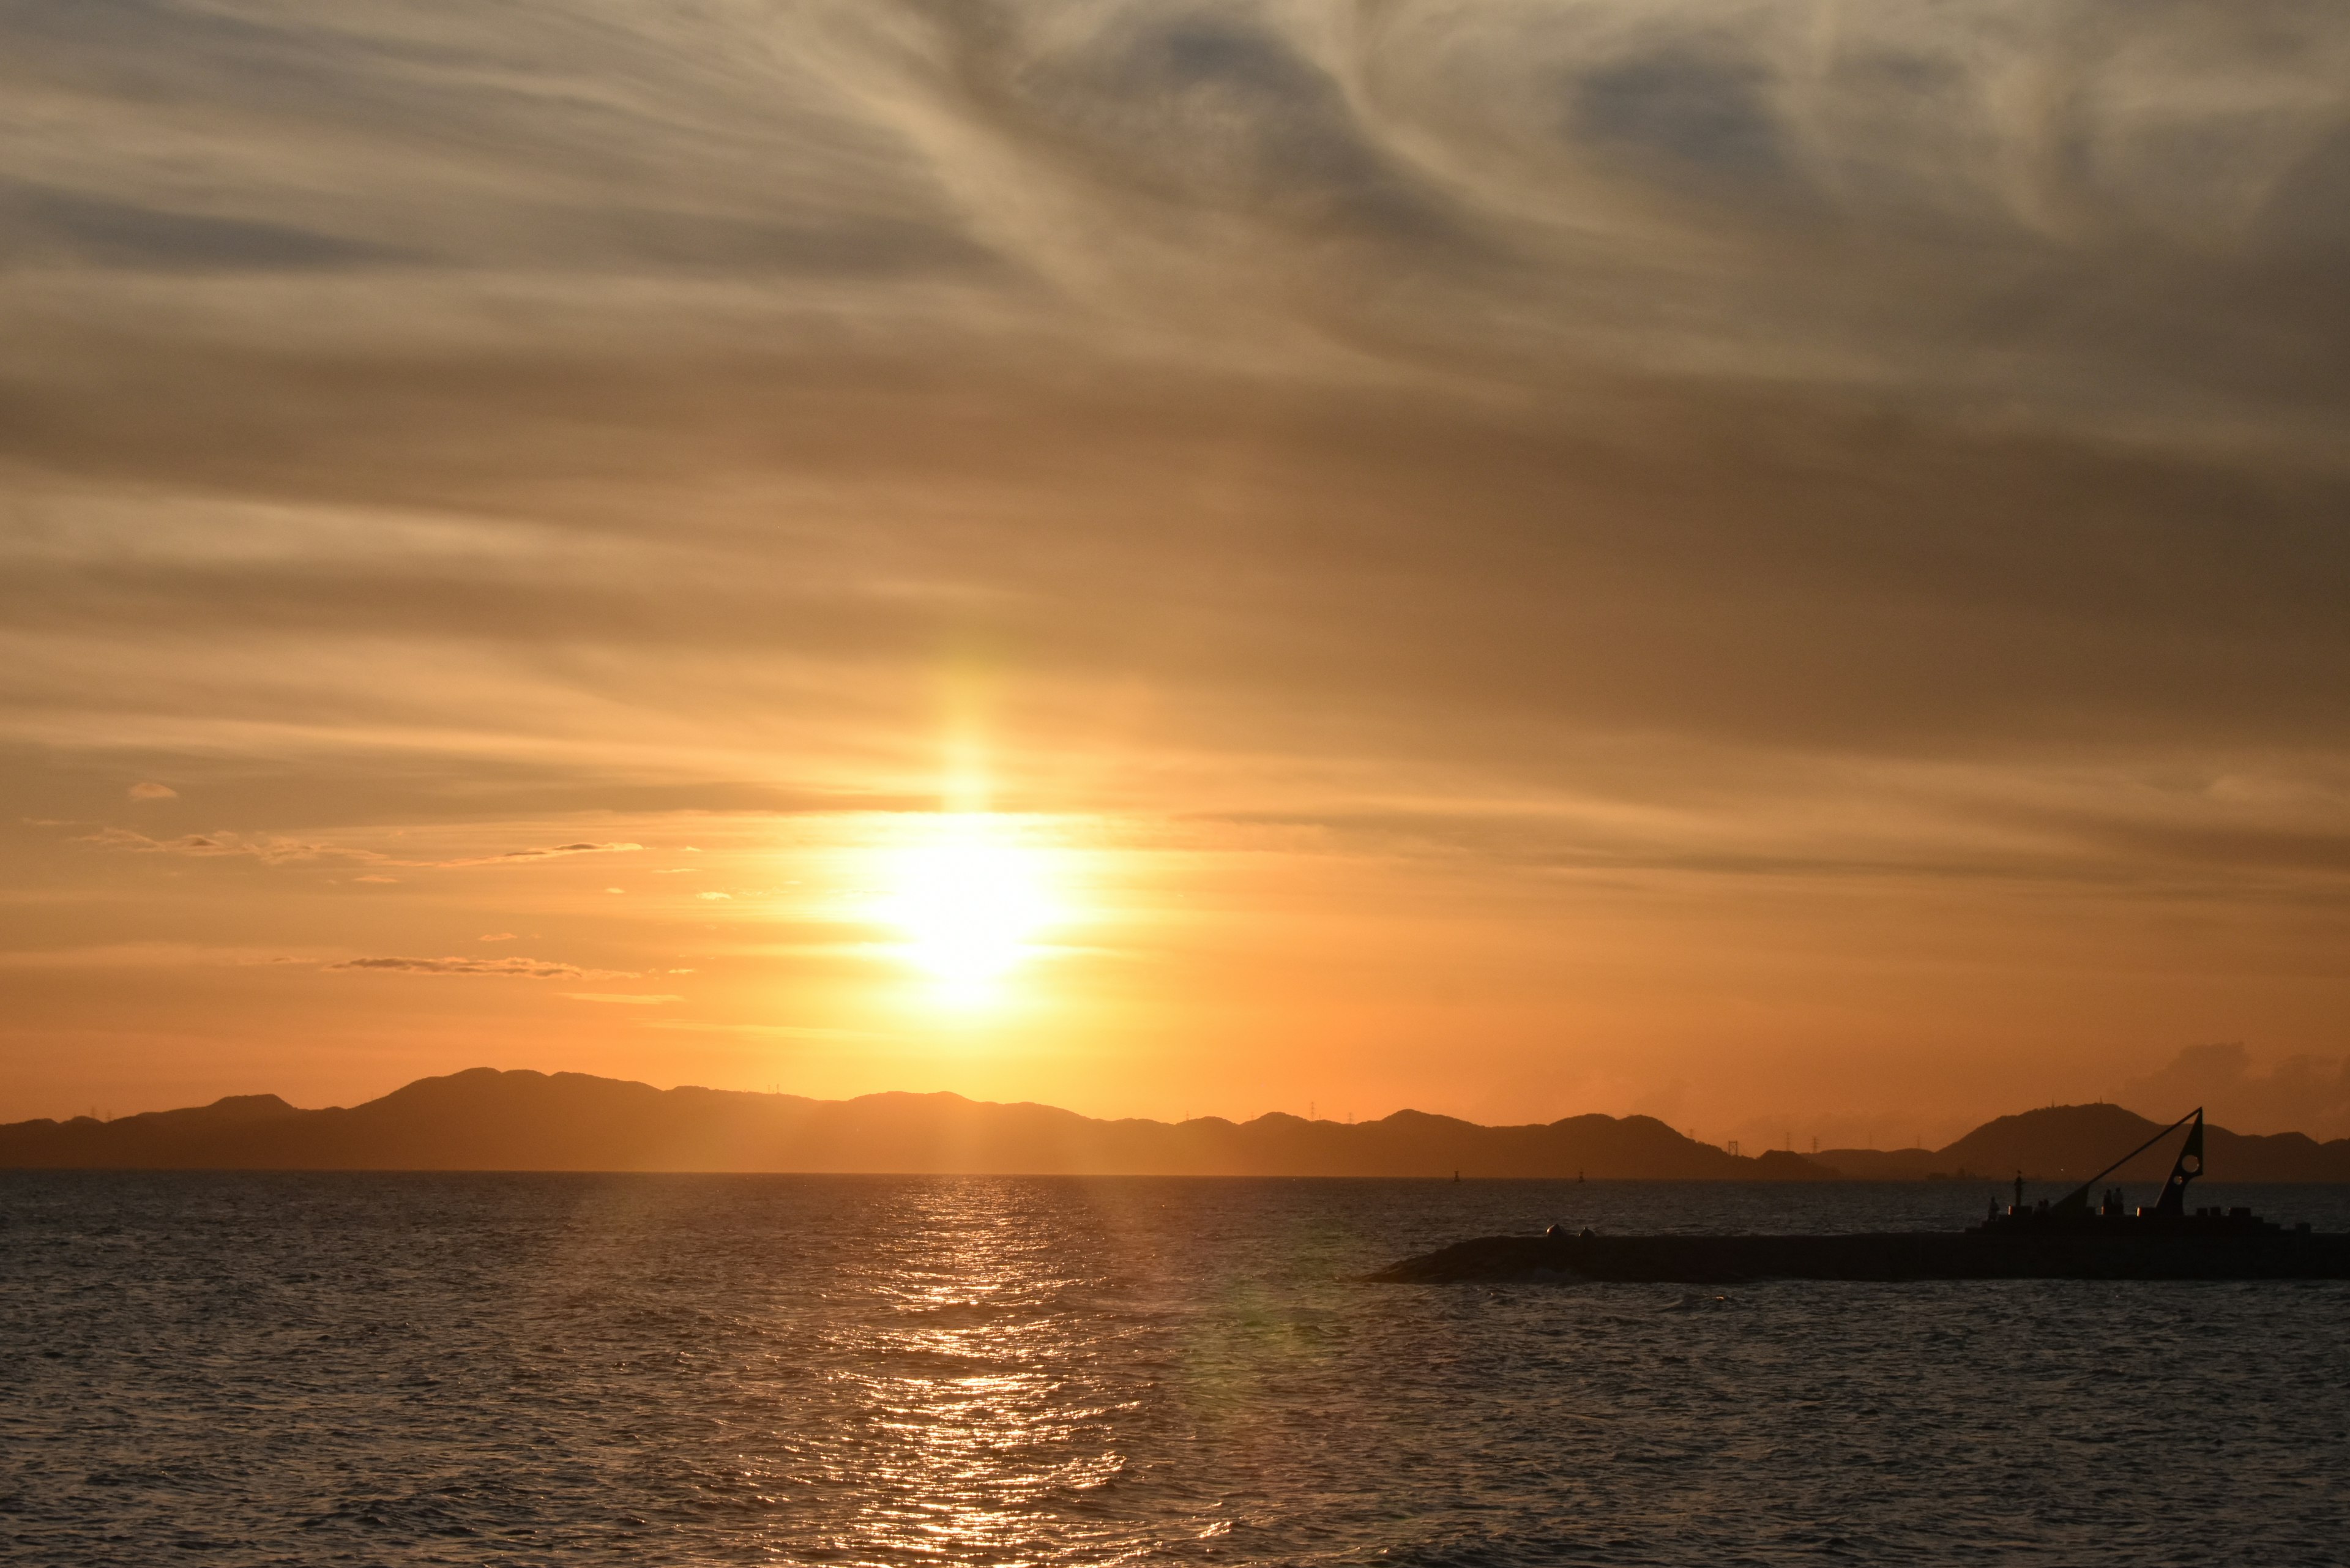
[3,1174,2348,1564]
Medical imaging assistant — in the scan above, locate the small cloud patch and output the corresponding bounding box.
[696,890,732,900]
[435,842,644,868]
[127,782,177,801]
[328,955,586,978]
[353,875,398,884]
[78,826,363,864]
[79,826,647,872]
[564,992,684,1005]
[478,932,518,943]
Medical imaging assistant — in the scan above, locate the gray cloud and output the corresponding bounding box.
[1,0,996,286]
[959,7,1458,239]
[1573,50,1792,190]
[0,181,409,274]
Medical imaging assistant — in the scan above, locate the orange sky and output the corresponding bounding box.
[5,1,2349,1144]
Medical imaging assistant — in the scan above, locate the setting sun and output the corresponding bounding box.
[876,816,1059,999]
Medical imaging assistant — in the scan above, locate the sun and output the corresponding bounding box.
[876,816,1058,1001]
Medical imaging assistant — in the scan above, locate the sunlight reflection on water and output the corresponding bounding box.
[4,1174,2348,1565]
[828,1189,1132,1562]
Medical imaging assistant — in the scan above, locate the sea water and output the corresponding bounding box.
[4,1173,2347,1566]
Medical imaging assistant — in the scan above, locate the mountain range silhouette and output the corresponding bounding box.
[5,1069,2348,1179]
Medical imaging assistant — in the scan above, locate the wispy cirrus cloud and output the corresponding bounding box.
[66,826,641,870]
[75,827,371,865]
[326,955,612,979]
[442,842,645,867]
[0,943,324,970]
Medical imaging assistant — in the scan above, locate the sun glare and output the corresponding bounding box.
[878,816,1058,1001]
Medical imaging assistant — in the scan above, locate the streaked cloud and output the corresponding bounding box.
[327,955,596,979]
[0,943,321,970]
[75,827,360,864]
[444,842,645,867]
[67,825,641,871]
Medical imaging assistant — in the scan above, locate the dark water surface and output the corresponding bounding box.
[5,1174,2348,1566]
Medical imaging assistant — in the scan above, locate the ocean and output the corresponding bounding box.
[5,1173,2347,1566]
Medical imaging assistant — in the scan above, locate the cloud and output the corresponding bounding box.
[66,823,644,872]
[0,943,330,970]
[1573,50,1795,190]
[327,955,592,978]
[0,180,414,274]
[126,781,177,801]
[75,827,357,864]
[2119,1043,2350,1141]
[478,932,518,942]
[352,874,398,884]
[563,992,684,1005]
[442,842,645,868]
[696,890,731,900]
[644,1018,879,1039]
[981,12,1455,241]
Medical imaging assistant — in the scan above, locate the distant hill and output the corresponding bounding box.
[1821,1102,2350,1184]
[7,1073,2344,1180]
[0,1067,1837,1178]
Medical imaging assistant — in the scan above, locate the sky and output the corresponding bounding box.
[4,0,2349,1145]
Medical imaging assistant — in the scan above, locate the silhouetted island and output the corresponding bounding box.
[13,1072,2350,1184]
[5,1068,2350,1179]
[0,1069,1833,1177]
